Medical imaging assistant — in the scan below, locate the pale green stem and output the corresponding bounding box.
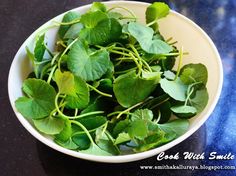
[129,52,142,75]
[107,6,137,19]
[55,93,104,119]
[47,64,57,83]
[174,46,184,80]
[116,101,144,119]
[87,84,112,98]
[71,120,95,144]
[58,38,79,70]
[109,49,131,57]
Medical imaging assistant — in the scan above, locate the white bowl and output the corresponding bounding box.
[8,1,223,163]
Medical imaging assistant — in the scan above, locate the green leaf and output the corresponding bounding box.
[90,2,106,12]
[171,105,197,119]
[58,11,80,39]
[114,132,131,145]
[81,96,108,114]
[131,109,153,121]
[55,117,72,141]
[26,46,35,63]
[142,71,161,82]
[128,119,148,140]
[134,131,174,152]
[33,116,64,135]
[161,57,176,71]
[64,23,83,39]
[55,137,79,150]
[127,22,172,54]
[146,2,170,30]
[95,128,120,155]
[81,143,112,156]
[180,63,208,85]
[108,12,123,19]
[163,70,175,80]
[15,79,56,119]
[160,78,187,101]
[65,76,90,109]
[77,116,107,130]
[158,119,189,137]
[190,87,209,113]
[34,34,46,62]
[112,119,130,137]
[80,11,107,28]
[54,69,75,95]
[114,71,159,107]
[67,40,110,81]
[80,17,122,45]
[158,101,172,123]
[72,133,91,150]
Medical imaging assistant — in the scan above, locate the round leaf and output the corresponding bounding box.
[68,40,110,81]
[171,105,197,119]
[128,22,172,54]
[15,79,56,119]
[65,76,90,109]
[180,63,208,85]
[33,116,64,135]
[160,78,187,101]
[114,71,160,108]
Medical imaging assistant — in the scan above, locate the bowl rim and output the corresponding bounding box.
[8,0,223,163]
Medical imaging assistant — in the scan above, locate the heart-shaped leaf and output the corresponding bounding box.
[33,116,64,135]
[128,22,172,54]
[114,71,160,107]
[180,63,208,85]
[146,2,170,30]
[68,40,110,81]
[160,78,187,101]
[171,105,197,119]
[15,79,56,119]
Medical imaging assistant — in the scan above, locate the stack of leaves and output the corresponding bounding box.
[15,2,208,155]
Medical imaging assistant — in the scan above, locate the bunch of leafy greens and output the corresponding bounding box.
[15,2,208,155]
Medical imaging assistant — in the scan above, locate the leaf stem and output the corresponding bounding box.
[116,101,144,119]
[43,43,54,58]
[109,49,131,57]
[150,97,170,110]
[87,84,112,98]
[146,20,157,27]
[107,6,137,20]
[51,52,61,66]
[129,52,142,76]
[58,38,79,70]
[184,87,194,106]
[55,93,104,119]
[70,120,95,144]
[129,44,152,72]
[47,64,57,84]
[174,46,184,80]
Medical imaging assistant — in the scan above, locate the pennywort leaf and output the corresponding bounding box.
[127,22,172,54]
[158,119,189,137]
[180,63,208,85]
[33,116,64,135]
[160,78,187,101]
[58,11,80,39]
[114,71,160,107]
[68,40,110,81]
[171,105,197,119]
[34,34,46,62]
[15,79,56,119]
[146,2,170,30]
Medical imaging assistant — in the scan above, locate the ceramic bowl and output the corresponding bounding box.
[8,1,223,163]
